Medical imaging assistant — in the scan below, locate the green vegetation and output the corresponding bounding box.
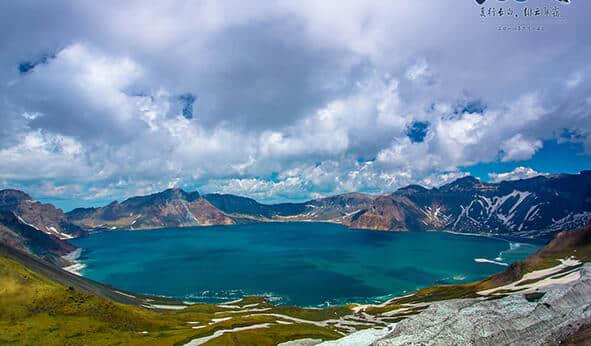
[203,324,340,346]
[272,305,353,321]
[0,255,345,345]
[0,256,194,345]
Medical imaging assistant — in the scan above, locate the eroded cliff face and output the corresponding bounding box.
[0,210,75,265]
[0,189,84,239]
[373,263,591,346]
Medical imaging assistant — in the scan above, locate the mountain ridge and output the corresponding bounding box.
[0,189,84,241]
[1,170,590,245]
[66,188,233,230]
[0,210,75,266]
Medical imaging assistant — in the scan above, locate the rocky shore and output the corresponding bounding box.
[373,263,591,345]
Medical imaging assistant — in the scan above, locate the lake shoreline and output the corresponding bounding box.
[68,223,539,307]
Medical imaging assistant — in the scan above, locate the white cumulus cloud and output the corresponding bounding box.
[500,134,543,162]
[488,167,547,183]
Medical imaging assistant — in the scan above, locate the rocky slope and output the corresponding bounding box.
[206,170,591,239]
[373,265,591,345]
[0,210,75,265]
[0,189,84,239]
[392,171,591,239]
[371,221,591,346]
[67,188,234,230]
[289,171,591,238]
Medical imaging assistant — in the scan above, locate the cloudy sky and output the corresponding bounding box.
[1,0,590,210]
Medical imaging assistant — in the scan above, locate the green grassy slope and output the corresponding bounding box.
[0,245,343,345]
[2,222,591,345]
[0,254,194,345]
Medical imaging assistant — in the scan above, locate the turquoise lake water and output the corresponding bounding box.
[70,222,539,307]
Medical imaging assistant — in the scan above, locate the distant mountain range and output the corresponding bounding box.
[66,170,591,240]
[1,170,591,259]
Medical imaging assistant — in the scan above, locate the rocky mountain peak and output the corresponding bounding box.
[439,176,485,192]
[147,188,200,202]
[0,189,34,207]
[451,175,480,185]
[160,188,192,200]
[396,184,429,195]
[122,188,199,208]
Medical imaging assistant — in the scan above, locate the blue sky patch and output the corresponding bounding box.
[407,121,430,143]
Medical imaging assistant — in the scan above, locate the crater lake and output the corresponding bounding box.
[70,222,539,307]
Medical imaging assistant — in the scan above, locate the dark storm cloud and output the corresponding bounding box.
[171,18,357,130]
